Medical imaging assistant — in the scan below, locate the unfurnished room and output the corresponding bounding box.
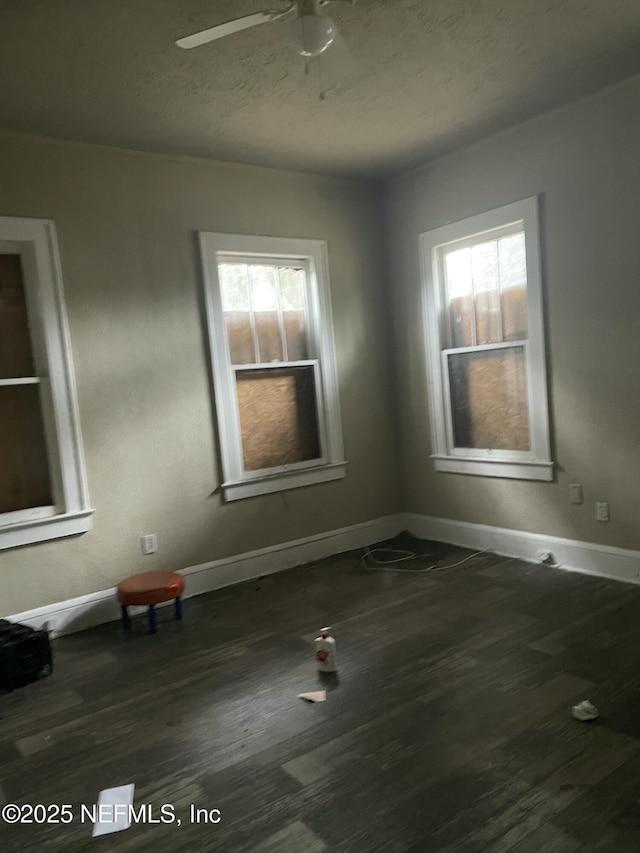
[1,1,640,850]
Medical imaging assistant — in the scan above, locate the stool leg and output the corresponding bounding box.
[121,605,131,631]
[148,604,157,635]
[174,596,183,621]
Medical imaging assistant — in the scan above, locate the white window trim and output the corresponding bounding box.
[199,232,346,501]
[0,217,92,550]
[419,197,553,481]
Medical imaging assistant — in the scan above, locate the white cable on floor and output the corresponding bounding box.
[362,546,489,574]
[363,547,417,565]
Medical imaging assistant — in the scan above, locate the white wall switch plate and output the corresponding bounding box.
[569,484,583,504]
[141,533,158,555]
[595,501,610,522]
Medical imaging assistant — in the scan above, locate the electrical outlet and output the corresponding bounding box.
[141,533,158,555]
[569,483,583,505]
[595,501,610,523]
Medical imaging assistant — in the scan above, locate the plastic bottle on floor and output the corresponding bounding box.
[315,627,337,672]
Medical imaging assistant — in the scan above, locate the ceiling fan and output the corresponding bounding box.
[176,0,355,62]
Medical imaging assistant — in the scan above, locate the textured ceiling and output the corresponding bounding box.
[0,0,639,177]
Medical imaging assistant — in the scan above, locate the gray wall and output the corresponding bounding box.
[0,131,400,614]
[4,72,640,616]
[387,75,640,550]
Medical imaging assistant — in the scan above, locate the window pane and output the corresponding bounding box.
[448,347,530,451]
[444,248,474,347]
[254,311,283,362]
[219,263,251,311]
[471,241,501,344]
[279,267,305,311]
[249,266,283,362]
[219,264,255,363]
[0,253,36,379]
[0,384,52,513]
[236,366,320,470]
[224,313,255,364]
[279,267,308,360]
[284,312,308,360]
[499,233,528,340]
[249,265,278,311]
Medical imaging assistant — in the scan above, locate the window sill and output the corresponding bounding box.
[0,509,94,551]
[222,462,348,501]
[432,455,553,481]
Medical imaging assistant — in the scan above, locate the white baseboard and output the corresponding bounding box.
[7,514,404,638]
[406,513,640,585]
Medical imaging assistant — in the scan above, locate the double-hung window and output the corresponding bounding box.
[199,233,346,501]
[420,197,552,481]
[0,216,91,550]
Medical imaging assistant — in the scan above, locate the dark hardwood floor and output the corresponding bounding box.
[3,535,640,851]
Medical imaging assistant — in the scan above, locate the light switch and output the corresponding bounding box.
[141,533,158,555]
[569,484,583,504]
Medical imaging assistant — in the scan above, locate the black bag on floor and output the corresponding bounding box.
[0,620,53,692]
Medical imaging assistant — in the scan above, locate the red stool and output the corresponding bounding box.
[117,571,185,634]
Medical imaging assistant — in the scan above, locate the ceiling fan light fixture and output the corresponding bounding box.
[290,14,336,57]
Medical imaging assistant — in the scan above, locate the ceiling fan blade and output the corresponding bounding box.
[176,6,296,50]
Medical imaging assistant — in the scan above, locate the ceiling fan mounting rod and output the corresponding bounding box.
[298,0,355,13]
[299,1,325,14]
